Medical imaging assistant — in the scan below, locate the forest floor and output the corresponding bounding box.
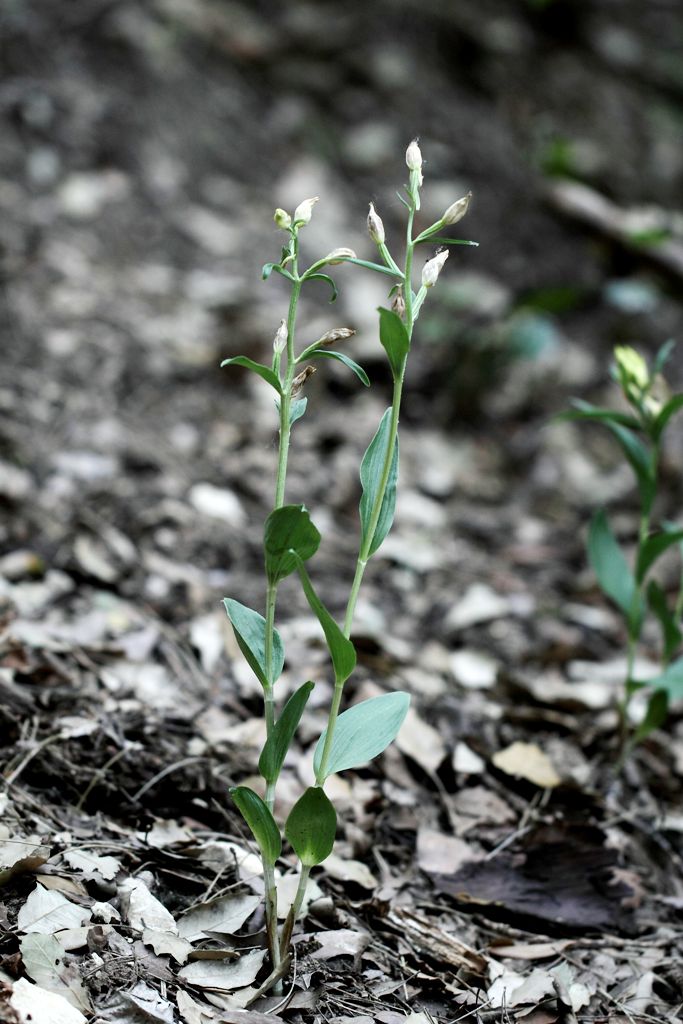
[2,1,683,1022]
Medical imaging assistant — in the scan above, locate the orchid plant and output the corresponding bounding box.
[221,141,475,991]
[567,342,683,761]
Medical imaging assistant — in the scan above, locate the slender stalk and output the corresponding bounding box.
[317,191,419,784]
[279,864,311,955]
[262,860,281,979]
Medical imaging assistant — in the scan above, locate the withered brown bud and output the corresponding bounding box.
[291,365,316,396]
[318,327,356,346]
[391,288,405,319]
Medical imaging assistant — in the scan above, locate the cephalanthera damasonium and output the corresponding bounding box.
[565,341,683,765]
[220,142,476,995]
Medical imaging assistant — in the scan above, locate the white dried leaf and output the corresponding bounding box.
[178,893,259,941]
[176,989,216,1023]
[118,877,177,934]
[125,980,176,1023]
[417,828,481,875]
[10,977,87,1024]
[17,885,90,935]
[178,948,266,991]
[310,928,369,961]
[395,707,446,773]
[143,928,193,964]
[322,853,377,890]
[0,830,50,885]
[277,872,322,920]
[63,849,120,882]
[19,934,90,1012]
[492,742,561,788]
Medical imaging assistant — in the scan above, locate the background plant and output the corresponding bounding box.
[221,142,475,991]
[566,342,683,759]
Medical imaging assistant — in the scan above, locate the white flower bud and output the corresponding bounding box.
[273,208,291,230]
[318,327,356,346]
[293,196,319,226]
[406,139,423,173]
[273,319,288,355]
[324,247,357,265]
[421,249,449,288]
[441,192,472,226]
[367,203,385,244]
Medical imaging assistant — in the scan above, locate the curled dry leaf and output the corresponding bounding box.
[492,741,561,788]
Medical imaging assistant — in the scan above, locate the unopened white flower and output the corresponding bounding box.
[273,208,291,230]
[273,318,288,354]
[406,139,423,173]
[421,249,449,288]
[324,247,357,265]
[367,203,385,244]
[293,196,319,226]
[441,192,472,226]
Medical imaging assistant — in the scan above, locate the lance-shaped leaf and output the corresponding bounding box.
[294,559,356,686]
[632,690,669,745]
[262,262,295,283]
[220,356,282,394]
[653,338,676,375]
[647,581,681,662]
[653,394,683,441]
[561,399,641,430]
[638,655,683,700]
[305,273,337,302]
[230,786,281,864]
[329,256,404,280]
[223,599,284,689]
[259,681,315,785]
[314,691,410,781]
[637,528,683,582]
[264,505,320,585]
[359,409,399,557]
[415,235,479,247]
[285,787,336,866]
[378,307,410,382]
[309,350,370,387]
[604,421,655,511]
[587,510,641,630]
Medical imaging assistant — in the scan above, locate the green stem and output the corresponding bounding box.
[262,860,282,981]
[279,863,311,955]
[318,194,418,784]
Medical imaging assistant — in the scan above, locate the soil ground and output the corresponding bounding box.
[2,2,683,1022]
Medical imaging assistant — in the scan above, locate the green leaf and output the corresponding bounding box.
[378,307,410,381]
[561,399,641,430]
[637,528,683,582]
[294,559,356,686]
[603,421,655,511]
[262,262,295,283]
[230,786,281,864]
[632,689,669,745]
[647,581,681,662]
[259,681,315,784]
[416,236,479,247]
[639,656,683,700]
[314,691,410,781]
[289,397,308,426]
[223,599,284,689]
[653,339,676,375]
[359,409,399,557]
[220,356,282,394]
[285,786,336,866]
[310,350,370,387]
[331,257,404,280]
[305,273,338,302]
[264,505,320,585]
[653,394,683,442]
[587,510,641,629]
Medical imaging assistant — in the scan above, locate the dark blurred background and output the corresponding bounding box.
[2,0,683,614]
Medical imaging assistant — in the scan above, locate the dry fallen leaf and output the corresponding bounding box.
[118,877,177,934]
[178,949,266,991]
[177,893,260,941]
[0,829,50,886]
[10,978,87,1024]
[492,741,561,788]
[19,934,90,1012]
[143,928,193,965]
[63,849,120,883]
[309,928,369,961]
[17,884,90,935]
[417,827,482,875]
[395,707,447,773]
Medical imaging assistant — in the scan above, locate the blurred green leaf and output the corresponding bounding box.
[562,399,641,430]
[588,509,641,630]
[647,581,681,662]
[632,690,669,745]
[311,350,370,387]
[653,395,683,442]
[637,528,683,582]
[220,356,282,394]
[289,397,307,426]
